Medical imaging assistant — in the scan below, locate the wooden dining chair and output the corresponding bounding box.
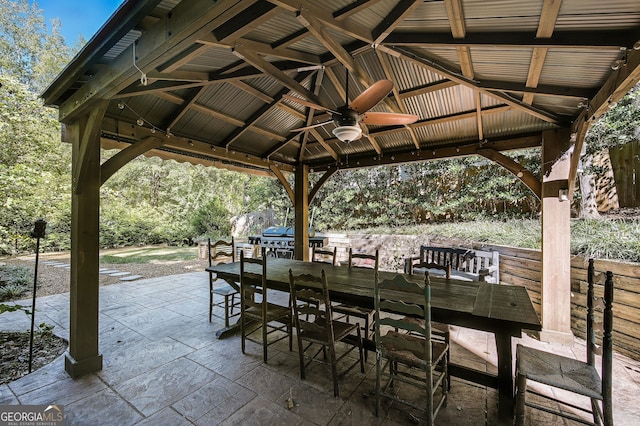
[208,237,239,326]
[240,248,292,363]
[374,271,449,423]
[312,246,337,266]
[288,268,365,398]
[514,259,614,425]
[331,248,378,361]
[406,263,451,390]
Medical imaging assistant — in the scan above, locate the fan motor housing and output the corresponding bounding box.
[333,108,359,126]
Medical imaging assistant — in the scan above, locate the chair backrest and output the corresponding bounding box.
[240,247,267,316]
[312,246,337,266]
[586,259,614,420]
[374,271,433,361]
[208,237,235,267]
[348,248,379,270]
[288,269,333,339]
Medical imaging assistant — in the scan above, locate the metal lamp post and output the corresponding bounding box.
[28,218,46,373]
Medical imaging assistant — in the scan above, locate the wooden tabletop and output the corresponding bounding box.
[208,258,541,336]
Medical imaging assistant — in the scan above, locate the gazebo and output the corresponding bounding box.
[41,0,640,378]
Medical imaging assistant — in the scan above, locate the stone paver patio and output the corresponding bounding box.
[1,272,639,425]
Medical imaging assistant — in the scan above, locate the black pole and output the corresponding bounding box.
[28,219,46,374]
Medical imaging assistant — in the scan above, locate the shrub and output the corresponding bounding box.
[0,264,33,301]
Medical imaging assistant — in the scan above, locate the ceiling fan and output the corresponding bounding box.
[283,75,418,143]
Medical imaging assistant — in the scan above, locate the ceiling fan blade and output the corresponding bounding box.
[361,112,419,126]
[282,95,338,114]
[349,79,394,113]
[291,119,334,132]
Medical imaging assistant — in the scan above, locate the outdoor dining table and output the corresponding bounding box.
[207,257,541,422]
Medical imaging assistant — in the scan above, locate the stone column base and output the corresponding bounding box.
[64,351,103,378]
[535,328,574,345]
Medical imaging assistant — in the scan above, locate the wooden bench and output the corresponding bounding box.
[405,245,500,283]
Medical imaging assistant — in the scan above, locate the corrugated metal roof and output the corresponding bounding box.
[43,0,640,175]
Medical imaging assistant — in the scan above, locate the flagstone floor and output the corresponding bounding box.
[0,272,638,425]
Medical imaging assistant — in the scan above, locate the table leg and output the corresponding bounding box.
[495,333,514,423]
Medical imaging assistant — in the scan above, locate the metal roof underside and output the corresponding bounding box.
[42,0,640,177]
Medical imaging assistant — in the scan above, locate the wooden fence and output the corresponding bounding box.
[609,140,640,208]
[327,234,640,361]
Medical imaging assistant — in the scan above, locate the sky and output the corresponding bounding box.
[36,0,125,44]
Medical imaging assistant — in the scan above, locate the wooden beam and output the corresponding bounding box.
[156,43,210,73]
[73,100,109,194]
[475,91,484,140]
[309,168,337,203]
[307,133,542,171]
[212,1,279,44]
[296,10,372,88]
[230,81,274,104]
[383,30,638,49]
[163,87,206,131]
[270,164,295,204]
[477,148,541,199]
[540,127,573,342]
[100,116,295,173]
[101,136,164,185]
[233,38,321,65]
[309,128,339,160]
[232,45,321,104]
[569,47,640,187]
[371,0,422,46]
[478,80,593,99]
[445,0,474,78]
[399,80,458,100]
[294,164,310,261]
[524,0,563,105]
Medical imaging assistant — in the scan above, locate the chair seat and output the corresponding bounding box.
[381,330,449,368]
[244,303,291,322]
[212,283,238,296]
[300,318,359,344]
[517,345,603,400]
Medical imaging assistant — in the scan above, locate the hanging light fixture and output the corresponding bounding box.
[332,125,362,142]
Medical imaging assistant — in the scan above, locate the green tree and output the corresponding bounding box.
[0,0,74,93]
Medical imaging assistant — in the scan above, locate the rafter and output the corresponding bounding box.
[378,45,563,125]
[296,11,372,88]
[309,128,339,160]
[445,0,474,79]
[233,45,322,105]
[523,0,563,105]
[163,87,206,131]
[376,48,420,149]
[212,1,279,44]
[371,0,422,46]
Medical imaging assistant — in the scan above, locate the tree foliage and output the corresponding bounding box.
[2,0,635,258]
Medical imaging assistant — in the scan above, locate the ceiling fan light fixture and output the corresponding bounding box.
[333,125,362,142]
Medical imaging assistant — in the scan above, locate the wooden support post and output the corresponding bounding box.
[294,165,309,261]
[539,128,573,343]
[65,101,107,377]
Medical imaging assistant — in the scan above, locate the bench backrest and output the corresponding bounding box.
[418,245,500,283]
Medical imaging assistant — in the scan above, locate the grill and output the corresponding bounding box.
[248,227,328,258]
